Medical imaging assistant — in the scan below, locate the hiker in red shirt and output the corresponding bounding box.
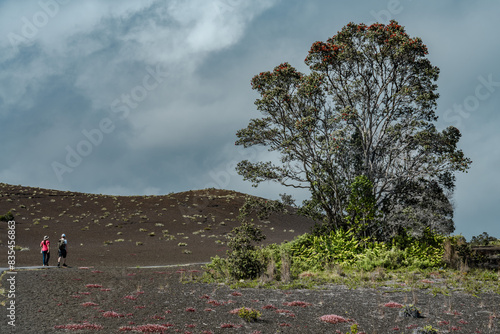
[40,235,50,266]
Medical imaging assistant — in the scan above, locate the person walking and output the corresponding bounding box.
[40,236,50,266]
[57,233,68,267]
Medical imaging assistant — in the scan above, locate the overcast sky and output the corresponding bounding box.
[1,0,498,240]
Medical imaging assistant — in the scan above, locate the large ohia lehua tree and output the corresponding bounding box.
[235,21,471,240]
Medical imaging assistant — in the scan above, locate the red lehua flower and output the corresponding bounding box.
[185,307,196,312]
[280,323,291,327]
[85,284,103,288]
[319,314,349,324]
[262,304,277,310]
[81,302,99,307]
[231,291,242,296]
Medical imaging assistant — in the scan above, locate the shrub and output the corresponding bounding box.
[226,222,265,279]
[236,307,261,322]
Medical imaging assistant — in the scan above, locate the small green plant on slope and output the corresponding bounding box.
[414,325,438,334]
[237,307,261,322]
[399,304,422,318]
[0,211,14,221]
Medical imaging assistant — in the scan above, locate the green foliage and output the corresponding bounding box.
[470,232,498,246]
[237,307,261,322]
[204,255,229,280]
[346,175,377,237]
[0,211,14,222]
[391,228,445,268]
[288,229,366,271]
[226,222,266,279]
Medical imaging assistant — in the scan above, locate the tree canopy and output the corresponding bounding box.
[235,21,471,240]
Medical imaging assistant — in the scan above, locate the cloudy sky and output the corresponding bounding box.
[1,0,498,240]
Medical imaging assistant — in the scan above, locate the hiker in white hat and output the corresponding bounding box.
[57,233,68,267]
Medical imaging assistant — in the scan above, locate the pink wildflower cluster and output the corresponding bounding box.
[54,322,103,330]
[319,314,348,324]
[103,311,124,318]
[229,307,258,315]
[283,301,312,307]
[81,302,99,307]
[124,295,138,300]
[384,302,403,308]
[275,309,296,317]
[119,324,170,332]
[85,284,103,288]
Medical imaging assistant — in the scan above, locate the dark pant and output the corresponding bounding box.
[42,251,50,266]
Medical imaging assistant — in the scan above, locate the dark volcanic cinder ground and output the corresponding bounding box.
[0,184,499,333]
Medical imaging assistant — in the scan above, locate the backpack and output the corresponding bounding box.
[58,239,66,250]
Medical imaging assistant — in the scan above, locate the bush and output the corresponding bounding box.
[226,223,265,279]
[237,307,261,322]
